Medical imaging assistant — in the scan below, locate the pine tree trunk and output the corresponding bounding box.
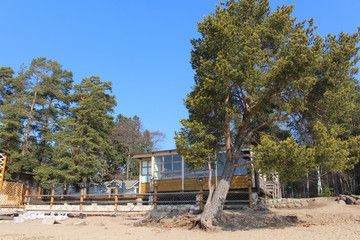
[306,173,310,198]
[126,156,129,180]
[22,76,40,155]
[317,167,323,195]
[204,160,214,208]
[334,173,339,196]
[199,100,236,229]
[199,159,234,228]
[339,173,344,194]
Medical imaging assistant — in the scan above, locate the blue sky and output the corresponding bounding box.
[1,0,359,150]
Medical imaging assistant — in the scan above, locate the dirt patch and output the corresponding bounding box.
[214,210,298,231]
[135,209,298,231]
[134,210,196,228]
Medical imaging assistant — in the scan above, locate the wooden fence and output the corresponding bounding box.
[23,186,253,211]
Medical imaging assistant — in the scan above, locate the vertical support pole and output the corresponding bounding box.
[248,186,253,209]
[199,185,204,211]
[24,186,29,205]
[114,188,118,211]
[37,187,41,199]
[181,156,184,192]
[154,185,158,210]
[126,155,130,180]
[80,188,84,211]
[50,188,54,210]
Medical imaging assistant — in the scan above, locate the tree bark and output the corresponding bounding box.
[199,158,235,228]
[334,173,339,196]
[206,159,214,206]
[126,156,130,180]
[306,173,310,198]
[199,96,238,229]
[22,75,41,155]
[317,167,323,195]
[22,89,37,155]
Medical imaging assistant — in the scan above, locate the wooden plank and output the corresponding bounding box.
[184,178,200,191]
[140,183,150,193]
[140,175,253,193]
[0,215,15,220]
[157,179,182,192]
[231,175,252,189]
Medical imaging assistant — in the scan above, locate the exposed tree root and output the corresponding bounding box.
[134,210,198,229]
[189,216,216,231]
[135,209,299,231]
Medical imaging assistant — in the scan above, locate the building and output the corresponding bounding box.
[130,149,255,194]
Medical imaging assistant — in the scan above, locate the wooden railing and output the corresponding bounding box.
[23,188,254,211]
[259,177,281,199]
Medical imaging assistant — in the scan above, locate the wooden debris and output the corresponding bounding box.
[74,221,88,226]
[336,195,360,205]
[0,213,19,220]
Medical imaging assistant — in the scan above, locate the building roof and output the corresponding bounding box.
[128,146,251,159]
[129,149,178,159]
[104,180,139,189]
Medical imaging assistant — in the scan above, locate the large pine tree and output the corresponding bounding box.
[34,76,117,185]
[176,0,360,228]
[0,67,27,176]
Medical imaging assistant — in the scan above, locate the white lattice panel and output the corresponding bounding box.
[0,153,5,179]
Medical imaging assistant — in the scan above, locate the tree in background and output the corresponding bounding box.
[1,58,165,186]
[110,114,165,180]
[0,66,27,177]
[34,76,117,186]
[32,58,73,171]
[286,28,360,195]
[175,0,359,229]
[20,58,73,155]
[256,122,359,185]
[0,58,74,180]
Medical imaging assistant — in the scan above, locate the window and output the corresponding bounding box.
[183,161,211,179]
[154,155,182,180]
[141,160,151,183]
[217,150,251,176]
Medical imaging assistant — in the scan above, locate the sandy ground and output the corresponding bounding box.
[0,197,359,240]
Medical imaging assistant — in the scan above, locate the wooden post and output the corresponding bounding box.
[50,188,54,209]
[80,188,84,211]
[114,188,118,211]
[154,185,158,210]
[24,187,29,205]
[248,186,253,209]
[199,185,204,211]
[37,187,41,199]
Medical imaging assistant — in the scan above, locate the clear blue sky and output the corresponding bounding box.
[1,0,359,150]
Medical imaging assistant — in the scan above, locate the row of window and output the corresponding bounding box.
[141,154,251,183]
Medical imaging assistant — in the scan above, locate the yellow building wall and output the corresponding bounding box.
[140,175,252,193]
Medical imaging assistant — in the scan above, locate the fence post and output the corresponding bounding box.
[248,186,253,209]
[37,187,41,199]
[199,185,204,211]
[50,188,55,209]
[114,188,118,211]
[80,188,84,211]
[24,186,29,205]
[154,185,158,210]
